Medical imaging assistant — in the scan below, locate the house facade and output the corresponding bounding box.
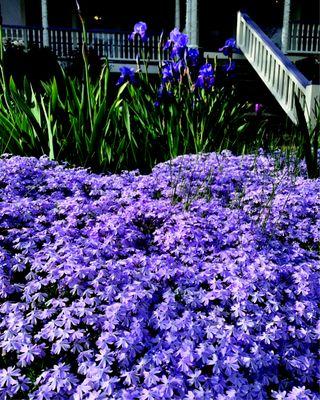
[0,0,319,53]
[1,0,25,26]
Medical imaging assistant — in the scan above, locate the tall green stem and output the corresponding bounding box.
[75,0,93,133]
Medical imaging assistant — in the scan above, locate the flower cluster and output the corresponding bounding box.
[218,38,240,76]
[163,28,189,59]
[129,22,148,42]
[0,153,319,399]
[218,38,240,57]
[120,23,242,106]
[117,66,136,86]
[160,28,198,84]
[195,63,215,90]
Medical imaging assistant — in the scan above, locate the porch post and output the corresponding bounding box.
[41,0,49,47]
[185,0,191,36]
[281,0,291,53]
[175,0,180,29]
[190,0,199,48]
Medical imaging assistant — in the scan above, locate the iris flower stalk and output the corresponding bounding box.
[74,0,93,134]
[129,21,149,83]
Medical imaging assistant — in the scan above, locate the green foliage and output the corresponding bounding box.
[122,75,252,171]
[0,60,256,172]
[0,15,315,174]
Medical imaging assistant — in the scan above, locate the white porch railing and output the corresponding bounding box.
[236,12,320,128]
[1,25,164,62]
[289,22,320,54]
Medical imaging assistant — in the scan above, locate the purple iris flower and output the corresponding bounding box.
[160,60,186,85]
[195,63,215,90]
[187,48,200,67]
[161,62,174,83]
[163,28,180,50]
[169,28,182,43]
[172,59,186,76]
[164,28,188,59]
[116,66,135,86]
[219,38,240,56]
[129,21,148,42]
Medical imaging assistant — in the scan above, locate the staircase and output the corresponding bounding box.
[236,12,320,128]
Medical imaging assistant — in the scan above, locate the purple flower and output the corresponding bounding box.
[160,60,186,85]
[219,38,240,56]
[129,21,148,42]
[195,63,215,90]
[0,367,30,397]
[161,61,174,83]
[0,153,319,399]
[255,103,263,115]
[116,66,136,86]
[172,59,186,76]
[164,28,188,59]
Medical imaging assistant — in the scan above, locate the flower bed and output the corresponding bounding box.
[0,153,319,399]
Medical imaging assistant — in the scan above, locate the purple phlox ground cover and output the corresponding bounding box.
[0,152,319,399]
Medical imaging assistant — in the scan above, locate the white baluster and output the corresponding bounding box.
[306,24,310,52]
[53,30,57,56]
[266,52,272,82]
[286,74,291,105]
[248,29,252,58]
[289,23,294,52]
[283,74,288,104]
[107,34,111,59]
[123,33,127,60]
[99,33,102,57]
[116,33,119,59]
[259,41,264,71]
[310,24,315,52]
[61,31,64,58]
[295,23,300,51]
[271,60,276,88]
[301,24,305,52]
[264,49,269,76]
[280,68,285,99]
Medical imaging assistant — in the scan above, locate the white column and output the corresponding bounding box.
[185,0,191,36]
[281,0,291,53]
[175,0,180,29]
[189,0,199,48]
[185,0,199,47]
[41,0,49,47]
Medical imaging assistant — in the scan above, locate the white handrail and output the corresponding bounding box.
[237,12,320,128]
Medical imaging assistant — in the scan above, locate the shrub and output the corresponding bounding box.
[2,41,59,89]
